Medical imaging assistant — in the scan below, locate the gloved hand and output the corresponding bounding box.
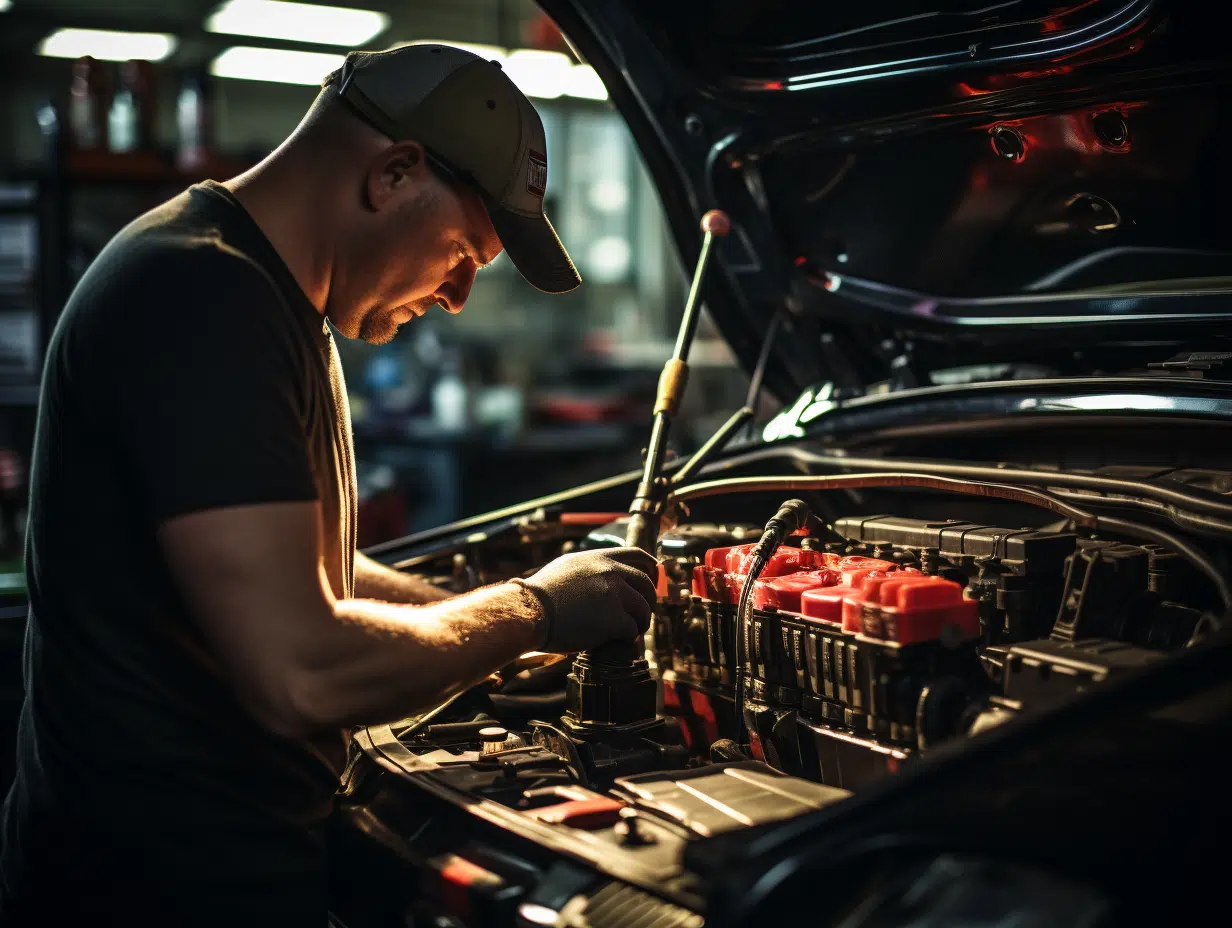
[512,547,659,654]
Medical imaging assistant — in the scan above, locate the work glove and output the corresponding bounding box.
[513,547,659,654]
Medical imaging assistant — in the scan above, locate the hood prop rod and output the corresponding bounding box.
[625,208,732,553]
[561,210,731,737]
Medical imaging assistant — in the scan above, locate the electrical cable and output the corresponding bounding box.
[709,445,1232,525]
[672,472,1230,621]
[1092,514,1231,621]
[1045,488,1232,539]
[734,499,815,746]
[733,550,764,746]
[676,473,1101,528]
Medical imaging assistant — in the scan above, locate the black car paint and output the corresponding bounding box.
[541,0,1232,395]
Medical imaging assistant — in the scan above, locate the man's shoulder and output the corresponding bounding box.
[90,193,279,307]
[59,190,290,346]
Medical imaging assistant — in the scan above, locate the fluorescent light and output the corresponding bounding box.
[206,0,388,46]
[0,1,13,13]
[210,46,345,85]
[347,40,607,102]
[565,64,608,101]
[37,28,177,62]
[393,40,506,65]
[504,49,572,100]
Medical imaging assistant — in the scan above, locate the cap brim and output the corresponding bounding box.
[487,206,581,294]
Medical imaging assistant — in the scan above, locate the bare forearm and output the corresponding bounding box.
[287,582,543,733]
[353,551,453,604]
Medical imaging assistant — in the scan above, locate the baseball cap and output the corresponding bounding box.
[323,44,581,294]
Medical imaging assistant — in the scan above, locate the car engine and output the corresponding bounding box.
[326,183,1232,925]
[331,467,1225,927]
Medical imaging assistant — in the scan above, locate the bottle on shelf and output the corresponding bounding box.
[176,71,214,171]
[68,56,107,151]
[108,59,156,153]
[432,352,471,433]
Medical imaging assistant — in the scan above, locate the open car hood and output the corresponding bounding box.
[541,0,1232,398]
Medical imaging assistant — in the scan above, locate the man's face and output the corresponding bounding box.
[331,151,503,345]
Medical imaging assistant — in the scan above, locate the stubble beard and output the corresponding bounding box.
[358,296,438,345]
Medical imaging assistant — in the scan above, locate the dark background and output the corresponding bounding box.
[0,0,770,577]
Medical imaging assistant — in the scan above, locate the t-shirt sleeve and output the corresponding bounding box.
[102,248,322,524]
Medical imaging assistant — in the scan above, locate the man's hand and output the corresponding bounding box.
[513,547,659,653]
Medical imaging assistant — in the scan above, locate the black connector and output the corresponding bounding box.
[753,499,816,560]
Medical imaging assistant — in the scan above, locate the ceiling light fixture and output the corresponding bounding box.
[0,1,13,13]
[502,49,573,101]
[392,41,607,102]
[210,46,345,85]
[565,64,608,101]
[37,28,177,62]
[206,0,388,47]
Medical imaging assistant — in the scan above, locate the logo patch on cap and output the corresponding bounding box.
[526,149,547,198]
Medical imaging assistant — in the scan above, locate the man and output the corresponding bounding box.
[0,44,657,924]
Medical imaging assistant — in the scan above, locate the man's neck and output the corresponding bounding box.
[223,149,336,316]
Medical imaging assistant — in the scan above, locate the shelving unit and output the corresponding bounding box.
[6,146,255,390]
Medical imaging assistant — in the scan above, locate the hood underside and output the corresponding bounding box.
[542,0,1232,398]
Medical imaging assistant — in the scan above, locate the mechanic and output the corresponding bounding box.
[0,44,657,925]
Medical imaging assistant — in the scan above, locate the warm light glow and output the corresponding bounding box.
[210,46,345,85]
[518,904,559,926]
[566,64,608,101]
[37,28,177,62]
[206,0,388,46]
[391,42,607,101]
[503,49,573,100]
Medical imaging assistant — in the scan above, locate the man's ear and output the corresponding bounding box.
[364,140,428,211]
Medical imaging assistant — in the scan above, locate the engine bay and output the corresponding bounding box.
[333,460,1229,927]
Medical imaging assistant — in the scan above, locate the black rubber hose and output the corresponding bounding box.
[708,445,1232,526]
[1047,488,1232,539]
[734,551,766,747]
[734,499,816,744]
[1094,514,1231,620]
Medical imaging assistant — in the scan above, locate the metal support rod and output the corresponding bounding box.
[625,209,731,554]
[671,406,754,487]
[576,211,732,676]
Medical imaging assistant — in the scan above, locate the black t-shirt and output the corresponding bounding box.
[0,182,358,924]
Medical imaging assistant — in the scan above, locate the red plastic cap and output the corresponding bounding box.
[751,568,842,613]
[531,797,625,829]
[800,584,862,624]
[846,574,895,633]
[811,551,843,569]
[724,544,758,575]
[704,546,734,570]
[878,576,980,645]
[837,556,896,572]
[730,544,812,579]
[692,564,730,602]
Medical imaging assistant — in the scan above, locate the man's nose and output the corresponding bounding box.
[436,258,477,315]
